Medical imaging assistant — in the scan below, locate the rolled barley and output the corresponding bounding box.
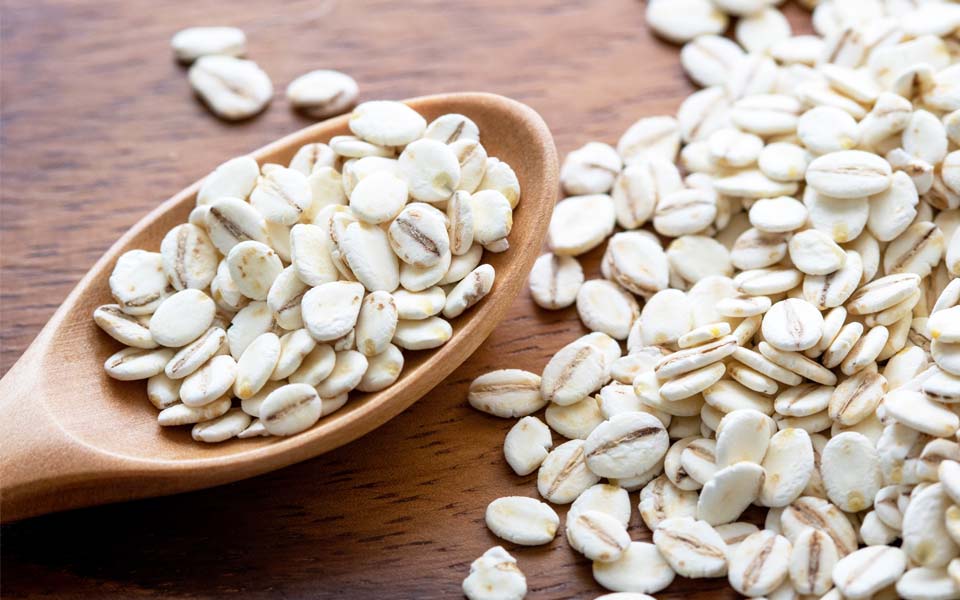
[158,395,231,426]
[782,496,858,557]
[286,70,358,119]
[569,483,632,526]
[663,437,700,491]
[503,416,552,476]
[680,438,717,486]
[545,396,604,440]
[860,509,898,546]
[96,105,515,445]
[655,335,737,380]
[597,382,652,419]
[188,56,272,121]
[761,428,814,508]
[147,373,181,410]
[821,431,882,512]
[790,230,847,276]
[803,250,863,310]
[233,332,280,400]
[653,517,728,578]
[762,298,825,352]
[727,362,777,395]
[462,546,526,600]
[727,530,792,597]
[701,378,775,415]
[94,305,157,349]
[171,26,246,63]
[459,3,960,595]
[583,412,668,479]
[698,462,765,525]
[592,541,675,594]
[576,280,638,340]
[638,289,692,346]
[537,439,600,504]
[902,483,959,568]
[715,409,772,468]
[897,566,960,600]
[681,35,744,88]
[789,528,838,596]
[639,474,698,530]
[356,344,403,393]
[192,408,251,443]
[567,510,631,562]
[548,194,616,256]
[484,496,559,546]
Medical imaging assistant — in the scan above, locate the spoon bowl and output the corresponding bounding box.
[0,92,558,522]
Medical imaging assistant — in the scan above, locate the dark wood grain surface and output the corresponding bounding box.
[0,1,811,597]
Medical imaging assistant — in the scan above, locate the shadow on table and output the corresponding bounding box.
[0,377,536,599]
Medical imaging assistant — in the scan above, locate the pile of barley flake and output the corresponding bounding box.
[172,25,360,121]
[463,1,960,598]
[95,102,520,442]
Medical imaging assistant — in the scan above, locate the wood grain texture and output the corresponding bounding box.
[0,91,558,522]
[0,0,811,597]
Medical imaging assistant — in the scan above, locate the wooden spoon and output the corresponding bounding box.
[0,92,558,522]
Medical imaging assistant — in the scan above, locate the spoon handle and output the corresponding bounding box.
[0,329,118,522]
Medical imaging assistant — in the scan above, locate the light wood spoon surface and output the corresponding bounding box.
[0,92,558,522]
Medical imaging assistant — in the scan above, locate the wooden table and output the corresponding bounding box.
[0,1,811,596]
